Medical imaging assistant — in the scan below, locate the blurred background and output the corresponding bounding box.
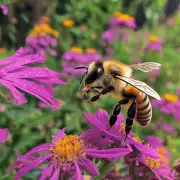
[0,0,180,179]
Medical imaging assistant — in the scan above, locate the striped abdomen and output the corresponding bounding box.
[136,93,152,126]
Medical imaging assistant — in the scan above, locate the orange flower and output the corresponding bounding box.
[71,47,83,54]
[62,19,74,27]
[85,48,96,54]
[149,35,159,42]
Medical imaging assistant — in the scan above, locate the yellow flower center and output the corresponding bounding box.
[71,47,83,54]
[86,48,96,54]
[49,134,86,164]
[133,136,143,144]
[29,23,59,38]
[164,93,178,103]
[62,19,74,27]
[145,147,168,169]
[0,48,7,54]
[149,35,159,42]
[113,11,134,21]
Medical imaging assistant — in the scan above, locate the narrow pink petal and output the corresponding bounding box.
[80,158,99,176]
[15,154,51,180]
[74,161,83,180]
[40,164,53,180]
[52,129,65,143]
[0,80,27,104]
[86,147,131,158]
[24,144,53,157]
[50,165,60,180]
[0,128,9,143]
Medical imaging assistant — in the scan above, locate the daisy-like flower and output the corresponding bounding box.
[0,48,66,108]
[109,11,136,29]
[61,47,101,79]
[0,128,9,143]
[144,35,163,52]
[83,109,159,158]
[152,91,180,120]
[9,128,131,179]
[62,19,75,27]
[23,23,59,59]
[0,5,8,15]
[136,136,174,180]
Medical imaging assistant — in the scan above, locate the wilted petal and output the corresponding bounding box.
[80,158,99,177]
[0,128,9,143]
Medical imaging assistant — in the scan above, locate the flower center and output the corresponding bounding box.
[164,93,178,103]
[149,35,159,42]
[114,11,134,21]
[71,47,83,54]
[145,147,168,169]
[86,48,96,54]
[62,19,74,27]
[49,134,86,164]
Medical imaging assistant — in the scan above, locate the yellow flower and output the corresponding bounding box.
[71,47,83,54]
[51,30,59,38]
[164,93,178,103]
[149,35,159,42]
[62,19,74,27]
[0,48,7,54]
[85,48,96,54]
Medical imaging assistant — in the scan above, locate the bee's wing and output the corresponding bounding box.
[114,75,161,100]
[130,62,161,72]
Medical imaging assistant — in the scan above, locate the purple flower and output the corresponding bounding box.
[162,123,177,136]
[0,128,9,143]
[109,12,136,29]
[144,36,163,52]
[9,128,131,179]
[24,36,58,59]
[0,48,66,108]
[62,47,102,78]
[0,5,8,15]
[83,109,159,158]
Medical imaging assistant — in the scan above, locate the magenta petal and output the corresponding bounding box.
[0,80,27,104]
[80,158,99,177]
[50,165,60,180]
[74,161,83,180]
[52,129,65,143]
[87,147,131,158]
[24,144,53,157]
[0,128,9,143]
[39,164,53,180]
[15,154,51,180]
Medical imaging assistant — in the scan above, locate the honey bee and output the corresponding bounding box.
[75,60,161,139]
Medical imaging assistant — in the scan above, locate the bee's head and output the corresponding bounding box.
[85,61,104,86]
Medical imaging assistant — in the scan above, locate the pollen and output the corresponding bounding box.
[145,146,168,169]
[133,136,143,144]
[71,47,83,54]
[164,93,178,103]
[149,35,159,42]
[49,134,86,164]
[119,123,125,133]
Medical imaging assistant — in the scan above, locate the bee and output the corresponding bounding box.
[75,60,161,139]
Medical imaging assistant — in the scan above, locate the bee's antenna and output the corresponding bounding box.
[80,72,87,85]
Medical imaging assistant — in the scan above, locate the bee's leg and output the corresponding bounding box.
[125,99,137,140]
[108,99,129,129]
[87,86,114,103]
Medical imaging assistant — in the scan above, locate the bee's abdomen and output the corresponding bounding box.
[136,93,152,126]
